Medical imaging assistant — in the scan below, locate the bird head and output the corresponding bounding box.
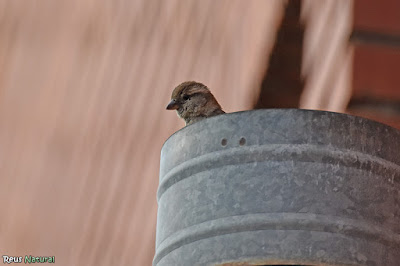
[166,81,224,125]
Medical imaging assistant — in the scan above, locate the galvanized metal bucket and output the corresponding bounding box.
[154,109,400,266]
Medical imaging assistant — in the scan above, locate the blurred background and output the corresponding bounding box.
[0,0,399,265]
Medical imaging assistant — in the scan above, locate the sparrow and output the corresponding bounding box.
[166,81,225,126]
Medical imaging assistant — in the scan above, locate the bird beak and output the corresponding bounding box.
[166,99,179,110]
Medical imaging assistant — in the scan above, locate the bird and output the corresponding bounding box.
[166,81,225,126]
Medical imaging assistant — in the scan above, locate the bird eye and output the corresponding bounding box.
[183,95,190,101]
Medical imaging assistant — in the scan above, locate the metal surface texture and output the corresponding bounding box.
[154,109,400,266]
